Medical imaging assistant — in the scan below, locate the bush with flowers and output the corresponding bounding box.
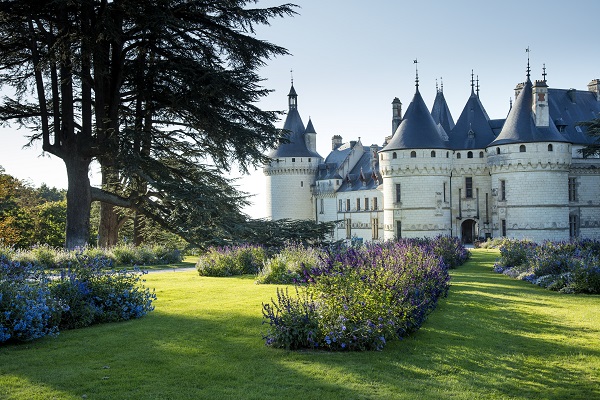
[0,253,156,345]
[197,244,267,277]
[262,240,453,351]
[493,239,600,294]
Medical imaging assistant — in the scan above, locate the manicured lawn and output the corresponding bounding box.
[1,249,599,399]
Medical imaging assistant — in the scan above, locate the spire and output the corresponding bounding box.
[440,77,444,93]
[436,78,439,93]
[542,63,547,83]
[288,81,298,110]
[471,69,475,94]
[414,59,419,90]
[526,47,531,80]
[476,75,480,98]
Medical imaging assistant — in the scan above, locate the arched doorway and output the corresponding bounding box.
[461,219,476,244]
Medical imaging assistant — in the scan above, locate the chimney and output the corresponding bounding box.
[392,97,402,134]
[567,88,577,103]
[331,135,343,150]
[370,144,379,170]
[532,80,549,127]
[588,79,600,101]
[514,82,524,99]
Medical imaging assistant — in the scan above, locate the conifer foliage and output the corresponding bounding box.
[0,1,297,249]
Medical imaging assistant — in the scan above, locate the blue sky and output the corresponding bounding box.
[1,0,599,219]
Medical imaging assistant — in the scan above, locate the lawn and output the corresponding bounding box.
[1,249,599,399]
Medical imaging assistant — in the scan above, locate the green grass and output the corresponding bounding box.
[1,249,599,399]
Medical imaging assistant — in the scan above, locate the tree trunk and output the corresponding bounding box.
[133,212,145,246]
[98,166,120,247]
[64,154,92,250]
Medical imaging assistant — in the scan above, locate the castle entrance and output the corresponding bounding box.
[461,219,476,244]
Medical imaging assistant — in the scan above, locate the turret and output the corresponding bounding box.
[587,79,600,101]
[305,118,317,153]
[332,135,343,150]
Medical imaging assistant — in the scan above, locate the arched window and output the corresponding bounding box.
[410,151,416,158]
[548,144,553,151]
[446,151,449,158]
[467,151,473,159]
[392,152,397,159]
[479,151,484,158]
[520,145,526,152]
[496,147,500,155]
[456,152,462,159]
[431,150,436,158]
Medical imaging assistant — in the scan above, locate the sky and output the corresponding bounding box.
[1,0,599,219]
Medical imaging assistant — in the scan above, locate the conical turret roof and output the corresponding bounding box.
[489,78,569,146]
[383,88,448,151]
[268,85,322,158]
[449,90,495,149]
[431,90,455,134]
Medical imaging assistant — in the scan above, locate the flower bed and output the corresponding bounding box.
[493,239,600,294]
[262,240,455,351]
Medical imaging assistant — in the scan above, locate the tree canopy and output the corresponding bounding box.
[577,117,600,158]
[0,0,297,249]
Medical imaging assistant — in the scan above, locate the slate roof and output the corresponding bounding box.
[431,90,455,135]
[547,88,600,145]
[382,88,448,151]
[336,149,382,192]
[449,90,496,149]
[489,78,569,146]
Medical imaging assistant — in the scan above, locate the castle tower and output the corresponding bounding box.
[263,84,323,220]
[379,72,451,240]
[487,72,571,241]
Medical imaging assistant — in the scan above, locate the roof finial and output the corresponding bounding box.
[290,68,294,85]
[476,75,480,98]
[470,69,475,94]
[436,78,439,93]
[509,97,513,110]
[542,63,547,82]
[440,77,444,93]
[526,47,531,79]
[414,59,419,89]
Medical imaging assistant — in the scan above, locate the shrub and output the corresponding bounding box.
[0,261,60,343]
[111,244,139,266]
[263,241,450,351]
[256,242,322,284]
[197,244,266,277]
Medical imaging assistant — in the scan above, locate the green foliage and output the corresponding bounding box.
[256,242,323,284]
[197,244,267,277]
[237,219,336,249]
[577,117,600,157]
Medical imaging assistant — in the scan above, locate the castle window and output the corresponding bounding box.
[443,182,447,202]
[372,218,379,240]
[446,151,449,158]
[569,214,579,238]
[457,152,462,159]
[336,180,340,185]
[356,198,361,211]
[548,144,553,151]
[501,219,507,236]
[500,180,506,201]
[496,147,500,155]
[346,199,351,211]
[479,151,484,158]
[519,145,526,152]
[465,177,473,198]
[346,218,352,239]
[467,151,473,159]
[308,158,311,162]
[373,197,378,210]
[292,158,296,162]
[396,220,402,239]
[410,151,416,158]
[365,197,369,210]
[431,150,436,158]
[300,181,303,187]
[395,183,401,203]
[380,154,384,160]
[320,198,324,214]
[339,199,343,212]
[568,177,577,202]
[393,152,397,159]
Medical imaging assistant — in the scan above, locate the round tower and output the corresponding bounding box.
[264,84,322,220]
[487,73,572,241]
[379,75,451,240]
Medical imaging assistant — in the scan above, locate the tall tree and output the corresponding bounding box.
[577,117,600,157]
[0,0,296,249]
